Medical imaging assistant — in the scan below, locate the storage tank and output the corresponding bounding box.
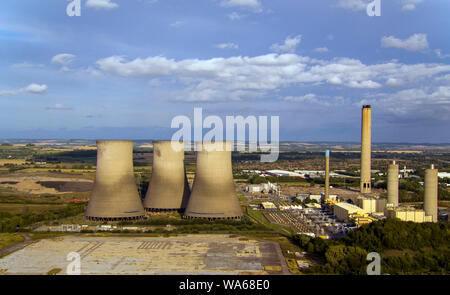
[424,164,438,222]
[387,161,399,207]
[360,105,372,193]
[143,141,190,212]
[184,142,242,220]
[85,140,145,221]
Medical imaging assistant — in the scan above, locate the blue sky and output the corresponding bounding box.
[1,0,449,142]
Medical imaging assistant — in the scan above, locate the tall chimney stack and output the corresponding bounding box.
[387,160,399,207]
[360,105,372,194]
[424,164,438,222]
[325,150,330,200]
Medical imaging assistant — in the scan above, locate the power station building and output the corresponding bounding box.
[184,142,243,220]
[85,141,145,221]
[384,163,438,223]
[360,105,372,194]
[143,141,190,212]
[334,202,367,223]
[384,205,432,223]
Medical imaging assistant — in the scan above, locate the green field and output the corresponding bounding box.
[0,233,25,251]
[0,203,68,214]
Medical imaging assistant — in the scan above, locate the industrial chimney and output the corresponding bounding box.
[387,160,399,207]
[184,142,243,220]
[360,105,372,194]
[85,140,145,221]
[143,141,190,212]
[424,164,438,222]
[325,150,330,200]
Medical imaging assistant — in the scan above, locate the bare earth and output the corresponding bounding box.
[0,176,93,195]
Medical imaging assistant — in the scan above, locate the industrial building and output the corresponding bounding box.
[184,142,243,220]
[263,170,305,178]
[356,196,386,213]
[384,205,433,223]
[333,202,367,223]
[245,182,278,193]
[85,141,145,221]
[143,141,190,212]
[260,202,277,210]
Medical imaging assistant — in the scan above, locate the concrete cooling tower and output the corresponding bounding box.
[85,140,145,221]
[387,161,399,207]
[143,141,190,212]
[424,164,438,222]
[184,142,243,220]
[360,105,372,194]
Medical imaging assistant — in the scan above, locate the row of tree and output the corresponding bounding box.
[292,219,450,274]
[0,204,86,232]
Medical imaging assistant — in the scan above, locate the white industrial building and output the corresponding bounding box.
[334,202,367,222]
[264,170,306,178]
[357,196,387,213]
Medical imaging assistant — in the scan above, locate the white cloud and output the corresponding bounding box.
[360,86,450,120]
[270,35,302,53]
[214,43,239,49]
[51,53,76,71]
[46,104,73,111]
[23,83,48,93]
[284,93,317,103]
[401,0,423,11]
[386,78,404,87]
[284,94,348,107]
[381,34,429,51]
[0,83,48,96]
[337,0,368,11]
[12,62,44,68]
[314,47,329,53]
[86,0,119,10]
[435,49,450,59]
[220,0,263,13]
[170,21,185,28]
[228,12,246,20]
[95,53,450,102]
[337,0,424,12]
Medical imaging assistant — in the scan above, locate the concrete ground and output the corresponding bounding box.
[0,234,287,275]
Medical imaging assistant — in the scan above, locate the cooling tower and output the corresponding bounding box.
[360,105,372,194]
[143,141,190,212]
[184,142,242,220]
[85,140,145,221]
[424,164,438,222]
[387,161,399,207]
[325,150,330,200]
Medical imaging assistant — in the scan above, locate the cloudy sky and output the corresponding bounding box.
[1,0,449,142]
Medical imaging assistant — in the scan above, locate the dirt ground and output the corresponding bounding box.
[0,174,93,195]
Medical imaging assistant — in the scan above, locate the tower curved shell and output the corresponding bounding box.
[143,141,190,212]
[184,142,242,220]
[85,140,145,221]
